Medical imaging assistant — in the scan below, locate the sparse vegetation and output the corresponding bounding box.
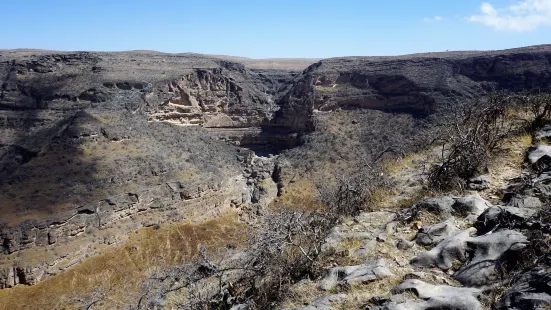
[428,93,520,191]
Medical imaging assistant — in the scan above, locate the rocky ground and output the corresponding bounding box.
[1,45,551,308]
[276,130,551,310]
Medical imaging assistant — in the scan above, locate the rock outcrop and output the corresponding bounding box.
[275,45,551,132]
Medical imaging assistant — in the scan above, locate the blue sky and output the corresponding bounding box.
[1,0,550,58]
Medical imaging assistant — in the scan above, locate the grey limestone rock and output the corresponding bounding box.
[414,218,459,246]
[467,175,491,190]
[412,196,455,217]
[453,193,492,217]
[411,228,476,270]
[454,229,528,287]
[475,206,537,235]
[319,258,394,291]
[376,279,483,310]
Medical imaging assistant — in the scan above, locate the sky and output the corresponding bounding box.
[1,0,551,58]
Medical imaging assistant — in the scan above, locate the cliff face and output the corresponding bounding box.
[1,45,551,289]
[0,51,296,287]
[275,45,551,131]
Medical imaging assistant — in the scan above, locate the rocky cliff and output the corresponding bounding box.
[276,45,551,132]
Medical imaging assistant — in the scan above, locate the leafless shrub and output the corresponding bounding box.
[131,211,336,309]
[428,93,517,191]
[130,246,257,310]
[245,210,334,308]
[317,160,388,216]
[519,92,551,129]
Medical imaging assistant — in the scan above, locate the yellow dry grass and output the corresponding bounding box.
[483,132,533,200]
[279,280,323,309]
[381,151,424,175]
[0,212,247,310]
[270,178,324,212]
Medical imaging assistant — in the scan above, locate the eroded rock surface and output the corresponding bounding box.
[319,258,394,291]
[411,228,476,270]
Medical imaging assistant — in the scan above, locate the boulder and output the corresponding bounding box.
[506,196,542,209]
[535,125,551,141]
[411,228,476,270]
[412,197,455,218]
[475,206,537,235]
[454,230,528,287]
[467,175,491,190]
[396,238,415,250]
[527,145,551,166]
[414,218,458,246]
[319,258,394,291]
[394,279,481,299]
[452,194,492,217]
[382,279,483,310]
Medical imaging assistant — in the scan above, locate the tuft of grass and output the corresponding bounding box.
[366,187,397,209]
[336,277,404,310]
[279,280,321,309]
[338,237,364,251]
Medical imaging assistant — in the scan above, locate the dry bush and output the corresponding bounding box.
[317,161,388,217]
[428,93,517,191]
[125,211,334,309]
[125,159,390,309]
[245,210,334,308]
[519,92,551,130]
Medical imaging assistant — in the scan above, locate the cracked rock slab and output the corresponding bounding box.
[414,218,458,246]
[454,229,528,287]
[375,279,483,310]
[319,258,394,291]
[411,228,476,270]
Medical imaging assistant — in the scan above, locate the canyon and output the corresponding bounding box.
[1,45,551,308]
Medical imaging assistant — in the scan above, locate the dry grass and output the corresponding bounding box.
[482,132,533,200]
[381,151,429,175]
[279,280,322,309]
[339,237,364,251]
[0,212,247,310]
[270,178,325,212]
[336,277,406,309]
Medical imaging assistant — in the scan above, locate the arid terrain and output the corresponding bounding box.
[2,45,551,309]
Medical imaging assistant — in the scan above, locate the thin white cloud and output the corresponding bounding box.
[424,16,444,22]
[469,0,551,31]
